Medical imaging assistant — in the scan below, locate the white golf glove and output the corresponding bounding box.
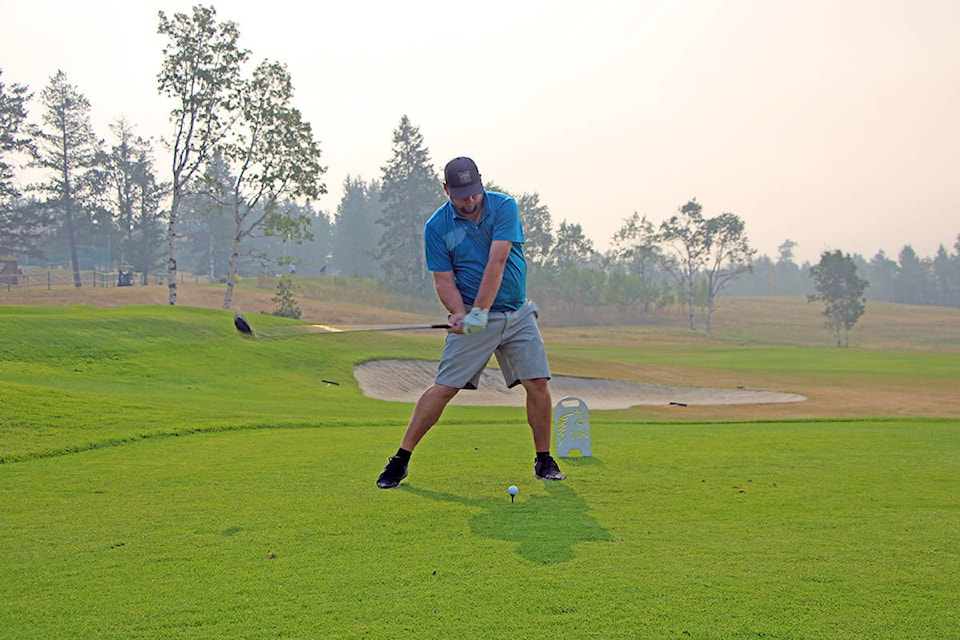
[461,307,489,334]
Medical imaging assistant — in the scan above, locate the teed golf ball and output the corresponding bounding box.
[508,485,518,497]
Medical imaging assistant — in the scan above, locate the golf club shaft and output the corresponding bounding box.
[234,311,450,338]
[246,322,450,339]
[304,323,451,334]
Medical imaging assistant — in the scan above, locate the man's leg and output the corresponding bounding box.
[377,383,459,489]
[519,377,552,451]
[401,383,460,451]
[520,377,566,480]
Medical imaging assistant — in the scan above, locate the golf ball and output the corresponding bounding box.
[508,485,518,496]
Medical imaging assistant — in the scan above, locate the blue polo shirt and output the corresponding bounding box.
[424,191,527,312]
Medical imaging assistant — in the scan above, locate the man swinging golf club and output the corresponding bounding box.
[376,156,565,488]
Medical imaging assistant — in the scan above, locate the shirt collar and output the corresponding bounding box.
[448,192,488,224]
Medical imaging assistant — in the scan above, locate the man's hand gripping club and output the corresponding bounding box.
[461,307,489,334]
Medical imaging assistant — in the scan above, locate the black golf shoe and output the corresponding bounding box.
[377,456,408,489]
[534,455,566,480]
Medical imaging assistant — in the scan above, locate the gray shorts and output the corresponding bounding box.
[436,300,551,390]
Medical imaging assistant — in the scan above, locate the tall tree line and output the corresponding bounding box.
[727,237,960,308]
[0,5,329,304]
[3,4,958,319]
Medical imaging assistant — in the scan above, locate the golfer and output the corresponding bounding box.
[377,156,566,488]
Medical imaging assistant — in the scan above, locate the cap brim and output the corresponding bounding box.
[448,183,483,199]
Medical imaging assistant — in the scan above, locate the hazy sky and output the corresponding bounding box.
[2,0,958,263]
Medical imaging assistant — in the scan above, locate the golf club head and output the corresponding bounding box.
[234,311,254,336]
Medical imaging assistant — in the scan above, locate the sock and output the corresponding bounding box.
[536,451,552,461]
[395,448,412,462]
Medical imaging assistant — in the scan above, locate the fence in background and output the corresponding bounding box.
[2,268,205,291]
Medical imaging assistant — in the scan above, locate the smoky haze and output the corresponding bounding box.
[1,0,957,264]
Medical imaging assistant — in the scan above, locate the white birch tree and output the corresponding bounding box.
[217,59,325,310]
[157,4,247,304]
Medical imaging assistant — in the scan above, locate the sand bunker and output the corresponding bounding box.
[354,359,806,410]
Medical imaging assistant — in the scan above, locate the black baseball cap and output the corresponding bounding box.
[444,157,483,199]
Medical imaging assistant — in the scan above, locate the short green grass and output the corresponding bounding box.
[1,304,958,639]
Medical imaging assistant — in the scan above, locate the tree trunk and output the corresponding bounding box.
[686,279,696,330]
[68,228,82,288]
[166,192,180,305]
[65,207,82,289]
[208,234,215,283]
[62,177,82,288]
[63,192,83,289]
[222,229,241,310]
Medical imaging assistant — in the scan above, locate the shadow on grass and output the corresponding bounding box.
[405,480,610,565]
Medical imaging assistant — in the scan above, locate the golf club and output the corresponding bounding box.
[234,311,449,339]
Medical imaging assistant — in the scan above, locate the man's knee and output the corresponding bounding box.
[427,383,461,401]
[520,377,550,396]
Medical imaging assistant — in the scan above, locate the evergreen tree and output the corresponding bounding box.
[271,273,302,319]
[863,249,898,302]
[294,203,332,275]
[0,69,44,257]
[777,239,798,264]
[772,239,805,295]
[331,175,382,277]
[104,118,166,275]
[29,71,102,287]
[0,70,31,203]
[248,200,331,276]
[894,245,929,305]
[377,115,443,292]
[931,239,960,307]
[515,191,553,267]
[179,149,235,280]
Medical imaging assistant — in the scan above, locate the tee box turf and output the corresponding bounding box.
[554,396,591,457]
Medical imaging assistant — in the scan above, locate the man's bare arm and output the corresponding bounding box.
[433,270,466,316]
[472,240,512,310]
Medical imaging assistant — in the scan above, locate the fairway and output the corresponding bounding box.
[1,298,958,638]
[2,420,957,639]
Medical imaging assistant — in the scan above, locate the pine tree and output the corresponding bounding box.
[332,175,382,277]
[29,71,102,287]
[0,69,43,257]
[179,149,236,281]
[104,117,166,276]
[516,192,553,267]
[377,115,443,292]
